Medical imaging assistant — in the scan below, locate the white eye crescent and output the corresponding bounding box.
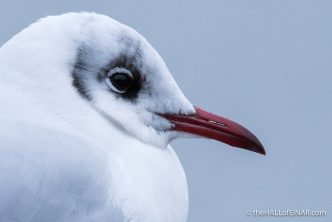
[106,67,134,93]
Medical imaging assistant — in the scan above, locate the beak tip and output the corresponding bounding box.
[258,148,266,156]
[251,143,266,156]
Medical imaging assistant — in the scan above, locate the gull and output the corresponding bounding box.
[0,12,265,222]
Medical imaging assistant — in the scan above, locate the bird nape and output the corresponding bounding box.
[0,12,265,222]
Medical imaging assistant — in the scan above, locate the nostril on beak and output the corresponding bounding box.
[208,120,228,128]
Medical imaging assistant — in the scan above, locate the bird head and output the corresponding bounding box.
[1,12,265,154]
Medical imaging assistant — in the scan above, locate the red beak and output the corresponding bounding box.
[163,106,265,155]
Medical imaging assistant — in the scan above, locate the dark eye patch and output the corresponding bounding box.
[72,44,144,102]
[98,53,143,101]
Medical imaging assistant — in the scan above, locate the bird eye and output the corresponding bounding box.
[106,68,133,94]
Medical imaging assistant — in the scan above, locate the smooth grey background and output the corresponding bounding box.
[0,0,331,221]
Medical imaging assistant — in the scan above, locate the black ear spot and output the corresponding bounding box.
[72,47,93,101]
[72,76,93,101]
